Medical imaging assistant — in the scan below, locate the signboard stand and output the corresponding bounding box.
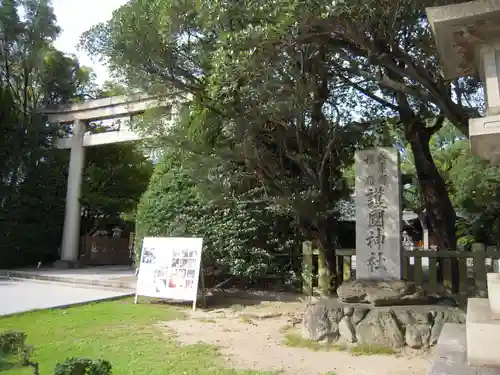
[133,237,204,312]
[134,291,139,305]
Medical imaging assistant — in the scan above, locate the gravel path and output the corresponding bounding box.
[164,302,431,375]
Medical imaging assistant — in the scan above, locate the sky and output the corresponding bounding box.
[52,0,128,85]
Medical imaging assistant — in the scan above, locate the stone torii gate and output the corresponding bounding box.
[45,93,183,268]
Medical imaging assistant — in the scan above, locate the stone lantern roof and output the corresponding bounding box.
[427,1,500,164]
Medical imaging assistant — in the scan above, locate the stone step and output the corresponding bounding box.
[428,323,500,375]
[0,270,136,290]
[487,273,500,319]
[466,298,500,368]
[428,324,473,375]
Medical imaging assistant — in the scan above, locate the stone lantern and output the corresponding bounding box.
[427,0,500,163]
[425,1,500,374]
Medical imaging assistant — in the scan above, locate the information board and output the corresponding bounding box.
[134,237,203,310]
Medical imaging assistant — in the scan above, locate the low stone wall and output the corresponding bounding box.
[302,298,466,350]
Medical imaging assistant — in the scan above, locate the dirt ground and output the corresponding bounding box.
[162,293,432,375]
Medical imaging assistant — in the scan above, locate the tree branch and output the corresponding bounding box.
[336,73,400,111]
[428,115,445,136]
[334,63,435,103]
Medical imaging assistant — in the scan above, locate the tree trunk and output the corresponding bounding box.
[297,217,338,295]
[317,220,339,293]
[405,120,458,293]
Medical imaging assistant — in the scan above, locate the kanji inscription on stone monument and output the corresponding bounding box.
[355,148,402,280]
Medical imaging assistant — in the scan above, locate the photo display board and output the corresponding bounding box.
[135,237,203,307]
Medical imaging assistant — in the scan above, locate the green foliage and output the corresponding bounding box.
[0,0,99,268]
[81,140,153,235]
[451,156,500,214]
[53,358,112,375]
[81,0,485,257]
[0,1,153,267]
[0,331,27,358]
[0,331,112,375]
[399,122,467,213]
[41,48,97,105]
[135,150,297,283]
[96,80,128,98]
[82,0,370,275]
[0,149,69,268]
[398,121,500,245]
[450,152,500,245]
[0,331,36,373]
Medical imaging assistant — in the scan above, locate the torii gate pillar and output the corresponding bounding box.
[57,119,86,267]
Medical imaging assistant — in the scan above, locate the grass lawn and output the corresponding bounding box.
[0,298,274,375]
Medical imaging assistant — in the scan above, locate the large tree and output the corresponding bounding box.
[79,0,376,287]
[81,0,484,289]
[297,0,481,257]
[0,0,99,267]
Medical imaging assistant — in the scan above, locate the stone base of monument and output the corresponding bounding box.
[336,279,456,306]
[301,297,465,350]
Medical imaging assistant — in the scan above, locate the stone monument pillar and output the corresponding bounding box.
[355,147,403,280]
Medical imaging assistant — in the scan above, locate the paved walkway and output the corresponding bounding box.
[0,278,133,317]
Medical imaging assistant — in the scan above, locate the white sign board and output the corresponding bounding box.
[134,237,203,310]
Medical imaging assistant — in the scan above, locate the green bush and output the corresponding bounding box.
[0,330,27,357]
[135,151,298,285]
[0,331,37,373]
[1,331,112,375]
[53,358,112,375]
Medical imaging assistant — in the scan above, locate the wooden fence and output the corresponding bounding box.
[80,235,132,266]
[301,242,500,299]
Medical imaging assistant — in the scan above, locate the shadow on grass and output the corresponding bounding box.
[283,331,396,356]
[142,287,306,311]
[0,358,19,372]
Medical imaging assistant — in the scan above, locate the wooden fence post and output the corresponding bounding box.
[302,242,313,296]
[428,256,438,294]
[413,256,424,286]
[343,256,352,282]
[456,244,468,302]
[442,256,453,295]
[472,242,487,297]
[494,258,500,273]
[317,248,330,296]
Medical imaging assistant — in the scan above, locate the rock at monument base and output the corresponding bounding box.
[343,307,354,317]
[301,301,339,342]
[339,316,357,343]
[405,324,431,349]
[356,310,405,348]
[352,307,369,325]
[301,298,465,351]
